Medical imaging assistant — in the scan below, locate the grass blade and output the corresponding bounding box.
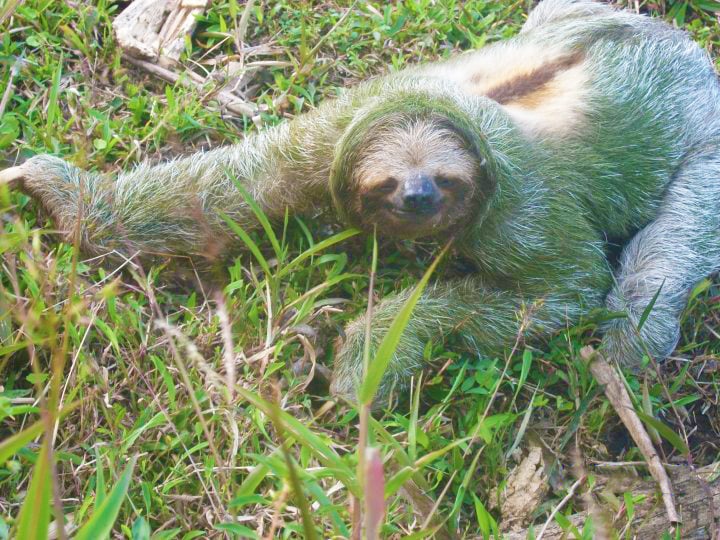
[512,348,533,402]
[0,400,80,463]
[358,244,449,404]
[74,455,138,540]
[635,410,689,456]
[95,447,106,508]
[0,421,44,465]
[219,211,272,278]
[226,172,284,263]
[15,439,51,540]
[637,280,664,332]
[235,386,358,495]
[278,228,361,279]
[46,56,63,133]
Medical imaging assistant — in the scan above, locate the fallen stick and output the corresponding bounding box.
[124,56,258,118]
[579,345,679,524]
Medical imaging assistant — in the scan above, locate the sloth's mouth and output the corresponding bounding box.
[371,205,453,239]
[391,206,440,219]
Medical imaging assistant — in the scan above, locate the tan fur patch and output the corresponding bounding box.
[449,43,576,96]
[483,52,583,104]
[502,63,589,138]
[423,42,590,138]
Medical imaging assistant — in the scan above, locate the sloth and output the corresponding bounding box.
[2,0,720,402]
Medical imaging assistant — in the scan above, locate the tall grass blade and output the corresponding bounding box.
[74,455,138,540]
[358,244,449,404]
[226,172,284,263]
[15,439,51,540]
[267,401,319,540]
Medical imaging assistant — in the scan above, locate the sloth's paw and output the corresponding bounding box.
[329,314,425,407]
[601,312,680,369]
[0,155,76,193]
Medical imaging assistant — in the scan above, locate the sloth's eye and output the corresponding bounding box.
[435,176,454,188]
[376,177,398,193]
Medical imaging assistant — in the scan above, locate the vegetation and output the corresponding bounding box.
[1,0,719,538]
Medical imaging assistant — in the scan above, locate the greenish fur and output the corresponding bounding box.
[7,0,720,402]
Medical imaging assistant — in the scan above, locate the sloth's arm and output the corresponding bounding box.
[0,106,347,258]
[330,279,602,402]
[330,219,612,403]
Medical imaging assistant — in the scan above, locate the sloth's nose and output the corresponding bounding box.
[402,174,439,212]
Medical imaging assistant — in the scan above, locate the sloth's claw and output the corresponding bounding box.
[0,165,26,190]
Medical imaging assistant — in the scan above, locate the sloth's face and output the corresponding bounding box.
[352,120,479,239]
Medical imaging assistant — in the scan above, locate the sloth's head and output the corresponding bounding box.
[330,96,495,239]
[351,119,479,238]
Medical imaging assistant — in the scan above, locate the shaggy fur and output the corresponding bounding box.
[3,0,719,402]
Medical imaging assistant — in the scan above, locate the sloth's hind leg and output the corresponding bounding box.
[603,148,720,366]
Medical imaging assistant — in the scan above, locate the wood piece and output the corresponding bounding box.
[501,462,720,539]
[112,0,209,65]
[113,0,259,119]
[580,345,679,524]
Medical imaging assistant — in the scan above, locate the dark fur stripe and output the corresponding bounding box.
[483,52,584,104]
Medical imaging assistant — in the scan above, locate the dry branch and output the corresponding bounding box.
[580,346,679,524]
[124,56,257,118]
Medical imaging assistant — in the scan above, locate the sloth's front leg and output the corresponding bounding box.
[330,278,601,404]
[0,120,337,259]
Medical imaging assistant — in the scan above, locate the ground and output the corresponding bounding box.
[0,1,719,538]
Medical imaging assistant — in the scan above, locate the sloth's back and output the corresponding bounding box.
[418,3,720,237]
[426,3,719,143]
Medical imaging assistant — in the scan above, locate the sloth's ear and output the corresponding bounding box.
[0,164,27,190]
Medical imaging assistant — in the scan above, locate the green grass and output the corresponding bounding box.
[1,0,719,538]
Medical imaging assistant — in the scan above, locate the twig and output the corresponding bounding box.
[0,57,21,119]
[124,55,257,117]
[536,477,584,540]
[580,346,679,524]
[0,0,23,27]
[215,292,236,403]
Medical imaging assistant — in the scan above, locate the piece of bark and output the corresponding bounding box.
[501,462,720,539]
[114,1,258,119]
[113,0,209,66]
[495,446,549,532]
